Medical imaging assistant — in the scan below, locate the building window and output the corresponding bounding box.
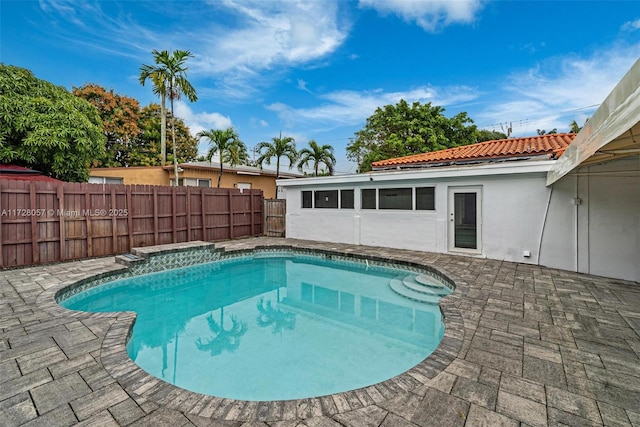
[340,190,354,209]
[379,188,412,210]
[302,191,312,208]
[416,187,435,210]
[315,190,338,208]
[172,178,212,187]
[361,189,376,209]
[89,176,123,184]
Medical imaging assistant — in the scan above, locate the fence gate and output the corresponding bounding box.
[264,199,286,237]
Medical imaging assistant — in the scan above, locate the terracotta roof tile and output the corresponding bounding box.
[371,133,576,169]
[0,164,63,182]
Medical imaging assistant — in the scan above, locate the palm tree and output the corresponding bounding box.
[139,49,197,185]
[569,120,581,133]
[255,132,297,178]
[196,127,246,187]
[195,313,247,356]
[222,139,250,168]
[139,61,168,165]
[297,140,336,176]
[256,298,296,336]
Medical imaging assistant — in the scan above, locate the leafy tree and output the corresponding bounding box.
[476,129,508,142]
[139,50,197,185]
[537,128,558,135]
[135,103,197,166]
[196,127,247,187]
[297,140,336,176]
[0,64,105,181]
[73,83,141,167]
[569,120,581,133]
[255,133,297,178]
[347,99,478,172]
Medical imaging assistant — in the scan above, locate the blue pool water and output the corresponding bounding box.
[61,252,451,401]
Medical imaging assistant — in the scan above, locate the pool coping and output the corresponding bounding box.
[36,240,467,422]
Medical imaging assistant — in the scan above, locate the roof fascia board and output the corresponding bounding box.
[277,160,556,187]
[547,58,640,185]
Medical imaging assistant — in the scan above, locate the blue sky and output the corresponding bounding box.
[2,1,639,174]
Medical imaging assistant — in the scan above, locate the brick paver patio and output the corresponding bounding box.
[1,237,639,426]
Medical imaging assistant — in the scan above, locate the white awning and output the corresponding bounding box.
[547,58,640,185]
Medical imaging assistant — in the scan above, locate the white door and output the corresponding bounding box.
[448,187,482,253]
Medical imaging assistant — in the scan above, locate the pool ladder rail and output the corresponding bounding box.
[389,274,450,304]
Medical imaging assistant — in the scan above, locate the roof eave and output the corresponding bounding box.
[371,153,554,171]
[547,58,640,185]
[277,159,557,187]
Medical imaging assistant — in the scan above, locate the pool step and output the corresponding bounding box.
[410,275,450,296]
[389,277,441,305]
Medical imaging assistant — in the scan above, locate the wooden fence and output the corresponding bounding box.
[0,180,263,268]
[264,199,286,237]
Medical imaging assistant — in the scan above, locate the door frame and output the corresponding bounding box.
[447,186,482,254]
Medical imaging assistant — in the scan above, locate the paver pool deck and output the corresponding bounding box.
[1,237,640,427]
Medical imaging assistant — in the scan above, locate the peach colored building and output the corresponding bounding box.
[89,162,301,199]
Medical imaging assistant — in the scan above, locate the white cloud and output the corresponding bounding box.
[476,45,640,135]
[192,1,349,97]
[621,18,640,32]
[173,101,233,137]
[39,0,350,100]
[297,78,311,93]
[266,85,479,128]
[249,117,269,128]
[38,0,164,60]
[358,0,485,32]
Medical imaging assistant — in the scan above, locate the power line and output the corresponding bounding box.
[478,104,600,130]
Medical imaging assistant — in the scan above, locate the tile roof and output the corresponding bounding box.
[371,133,577,169]
[0,165,63,182]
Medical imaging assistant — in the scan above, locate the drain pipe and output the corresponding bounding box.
[537,186,554,265]
[575,176,579,272]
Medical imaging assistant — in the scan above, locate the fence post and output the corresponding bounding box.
[0,183,4,267]
[186,186,192,242]
[228,190,234,239]
[171,188,177,243]
[153,186,159,245]
[110,186,118,253]
[84,185,93,257]
[29,182,40,264]
[200,189,207,241]
[57,185,66,261]
[126,186,134,251]
[250,190,255,236]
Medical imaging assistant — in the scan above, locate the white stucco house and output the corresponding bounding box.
[278,59,640,283]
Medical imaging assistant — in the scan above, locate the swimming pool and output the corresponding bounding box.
[59,249,452,401]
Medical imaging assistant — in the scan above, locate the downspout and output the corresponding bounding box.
[537,186,553,265]
[586,171,590,274]
[575,176,579,271]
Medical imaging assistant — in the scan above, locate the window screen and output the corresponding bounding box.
[340,190,354,209]
[379,188,412,210]
[302,191,312,208]
[89,177,123,184]
[314,190,338,208]
[361,189,376,209]
[416,187,435,210]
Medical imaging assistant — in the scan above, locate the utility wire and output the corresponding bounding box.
[479,104,599,130]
